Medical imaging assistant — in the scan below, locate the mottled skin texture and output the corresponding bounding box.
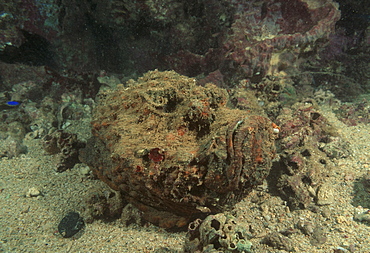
[81,70,278,228]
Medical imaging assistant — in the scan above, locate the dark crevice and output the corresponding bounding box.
[0,30,56,67]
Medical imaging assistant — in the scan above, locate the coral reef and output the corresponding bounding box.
[0,63,47,91]
[0,0,59,49]
[221,0,340,82]
[0,1,369,251]
[1,0,341,83]
[81,70,278,228]
[274,100,350,209]
[297,0,370,103]
[334,100,370,126]
[42,67,101,100]
[184,213,252,253]
[0,60,99,140]
[42,130,85,172]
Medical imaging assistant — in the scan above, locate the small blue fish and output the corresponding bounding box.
[0,100,21,110]
[6,101,20,106]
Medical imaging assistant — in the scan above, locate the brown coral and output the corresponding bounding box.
[43,130,86,172]
[274,100,350,209]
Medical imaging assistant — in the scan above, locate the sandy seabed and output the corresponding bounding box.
[0,104,370,253]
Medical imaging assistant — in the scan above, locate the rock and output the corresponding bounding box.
[0,135,27,158]
[58,211,85,238]
[184,213,253,253]
[276,100,338,209]
[25,187,41,198]
[310,226,327,246]
[42,130,86,172]
[354,210,370,224]
[316,182,334,206]
[262,232,294,252]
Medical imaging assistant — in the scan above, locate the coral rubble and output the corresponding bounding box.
[184,213,253,252]
[43,130,86,172]
[274,100,350,209]
[81,70,278,227]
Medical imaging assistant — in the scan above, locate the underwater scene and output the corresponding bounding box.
[0,0,369,252]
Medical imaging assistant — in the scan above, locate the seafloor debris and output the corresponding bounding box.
[58,211,85,238]
[274,99,350,209]
[84,186,125,223]
[334,99,370,126]
[42,130,85,172]
[184,213,253,253]
[0,135,27,158]
[354,210,370,224]
[25,187,42,198]
[81,70,279,228]
[352,171,370,209]
[262,232,294,252]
